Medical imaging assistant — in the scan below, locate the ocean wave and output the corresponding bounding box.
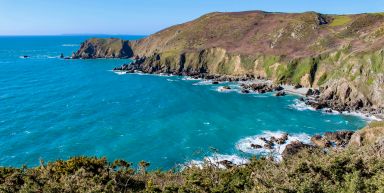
[185,154,249,169]
[19,55,60,59]
[182,77,201,81]
[236,131,311,161]
[62,44,79,47]
[193,80,212,85]
[289,99,315,111]
[289,99,381,121]
[166,78,178,82]
[338,111,382,121]
[111,70,127,75]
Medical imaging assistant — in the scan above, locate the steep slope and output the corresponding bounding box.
[73,11,384,113]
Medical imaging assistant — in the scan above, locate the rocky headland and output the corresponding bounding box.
[73,11,384,118]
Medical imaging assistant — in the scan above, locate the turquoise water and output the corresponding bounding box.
[0,36,366,169]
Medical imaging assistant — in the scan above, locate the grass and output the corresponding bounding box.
[329,15,352,27]
[368,121,384,128]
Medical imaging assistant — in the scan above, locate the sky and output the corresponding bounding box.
[1,0,384,35]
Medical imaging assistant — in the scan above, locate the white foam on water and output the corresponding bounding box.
[62,44,79,47]
[216,86,233,93]
[290,99,381,121]
[158,73,174,77]
[47,55,59,59]
[111,70,127,75]
[193,80,213,85]
[182,77,201,81]
[185,154,249,169]
[289,99,315,111]
[340,111,382,121]
[166,78,178,82]
[236,131,311,161]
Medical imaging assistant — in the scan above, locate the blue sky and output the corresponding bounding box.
[1,0,384,35]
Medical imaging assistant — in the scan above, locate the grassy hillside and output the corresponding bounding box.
[74,11,384,112]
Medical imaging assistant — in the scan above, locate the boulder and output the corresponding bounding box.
[282,141,312,158]
[349,123,384,146]
[241,83,274,93]
[273,85,284,91]
[275,91,286,97]
[276,133,289,144]
[218,160,234,168]
[264,143,273,150]
[251,144,263,149]
[310,135,332,148]
[306,89,314,96]
[324,131,354,147]
[294,84,303,89]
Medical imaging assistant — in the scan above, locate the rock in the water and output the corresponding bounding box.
[294,84,303,89]
[241,83,275,94]
[276,133,289,144]
[251,144,263,149]
[264,143,273,150]
[306,89,314,96]
[212,81,219,85]
[274,85,284,91]
[275,91,286,97]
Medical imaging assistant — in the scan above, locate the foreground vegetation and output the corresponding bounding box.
[1,138,383,192]
[2,122,384,192]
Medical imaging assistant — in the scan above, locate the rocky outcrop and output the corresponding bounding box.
[317,79,373,112]
[240,83,283,94]
[311,131,354,148]
[282,141,313,158]
[74,11,384,113]
[349,122,384,146]
[72,38,134,59]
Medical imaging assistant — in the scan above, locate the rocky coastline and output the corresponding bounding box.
[112,60,384,120]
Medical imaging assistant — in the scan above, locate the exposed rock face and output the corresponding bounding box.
[72,38,134,59]
[318,79,373,112]
[349,122,384,146]
[74,11,384,113]
[241,83,283,94]
[282,141,313,158]
[310,131,354,148]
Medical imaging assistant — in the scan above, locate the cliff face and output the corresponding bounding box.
[73,11,384,112]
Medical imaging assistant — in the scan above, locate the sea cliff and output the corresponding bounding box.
[73,11,384,116]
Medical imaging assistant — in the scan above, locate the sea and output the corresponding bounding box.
[0,35,368,169]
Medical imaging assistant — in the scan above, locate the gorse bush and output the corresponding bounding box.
[1,140,384,192]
